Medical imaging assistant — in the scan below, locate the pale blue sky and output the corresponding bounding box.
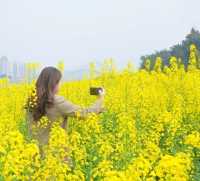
[0,0,200,70]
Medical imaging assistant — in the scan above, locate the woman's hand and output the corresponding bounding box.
[97,88,105,99]
[95,87,106,113]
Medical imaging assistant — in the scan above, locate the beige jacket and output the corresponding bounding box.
[26,94,104,147]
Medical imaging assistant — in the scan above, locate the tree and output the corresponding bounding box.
[140,28,200,70]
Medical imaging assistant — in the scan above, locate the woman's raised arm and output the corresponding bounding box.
[55,94,105,119]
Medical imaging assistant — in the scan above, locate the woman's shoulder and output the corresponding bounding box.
[54,94,66,104]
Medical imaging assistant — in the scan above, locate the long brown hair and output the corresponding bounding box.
[24,66,62,122]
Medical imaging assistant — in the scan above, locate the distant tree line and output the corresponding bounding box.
[140,28,200,70]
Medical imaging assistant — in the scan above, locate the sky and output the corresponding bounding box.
[0,0,200,70]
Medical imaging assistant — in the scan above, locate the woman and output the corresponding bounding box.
[24,66,105,161]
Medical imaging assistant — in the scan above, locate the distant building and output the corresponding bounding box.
[0,56,9,77]
[11,61,26,82]
[12,62,18,82]
[18,62,26,82]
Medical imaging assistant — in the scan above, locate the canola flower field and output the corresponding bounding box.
[1,45,200,180]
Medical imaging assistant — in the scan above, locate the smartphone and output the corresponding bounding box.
[90,87,103,95]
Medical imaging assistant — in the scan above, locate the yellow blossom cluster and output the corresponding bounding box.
[1,53,200,180]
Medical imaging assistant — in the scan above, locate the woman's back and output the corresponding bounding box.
[26,94,66,147]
